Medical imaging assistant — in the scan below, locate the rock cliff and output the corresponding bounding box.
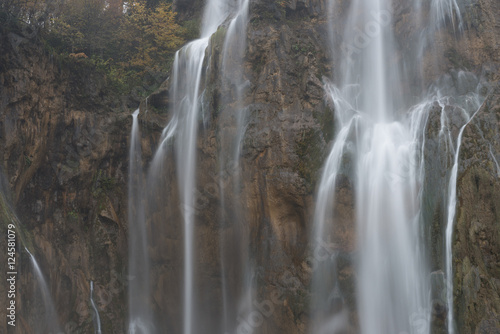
[454,85,500,333]
[0,0,498,333]
[0,24,131,332]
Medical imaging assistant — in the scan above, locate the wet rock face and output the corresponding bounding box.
[420,81,500,333]
[454,85,500,333]
[179,1,499,332]
[0,1,499,333]
[226,8,342,333]
[0,27,133,333]
[423,101,453,273]
[151,6,339,333]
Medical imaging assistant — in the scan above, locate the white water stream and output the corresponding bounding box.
[90,281,102,334]
[129,1,251,333]
[124,0,488,333]
[26,248,63,334]
[312,1,484,333]
[128,108,152,333]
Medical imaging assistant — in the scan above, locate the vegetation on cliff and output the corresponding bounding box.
[1,0,188,95]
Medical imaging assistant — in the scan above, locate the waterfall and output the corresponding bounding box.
[312,0,484,332]
[443,118,471,334]
[90,281,102,334]
[221,0,250,166]
[172,39,208,334]
[123,0,489,333]
[356,122,428,334]
[339,0,400,122]
[312,0,429,332]
[1,174,61,333]
[128,108,152,333]
[170,18,218,334]
[490,146,500,178]
[218,0,251,332]
[430,0,462,30]
[138,1,249,333]
[309,109,357,333]
[26,248,63,334]
[441,82,484,334]
[166,1,250,331]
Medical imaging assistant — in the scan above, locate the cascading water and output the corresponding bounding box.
[312,0,429,332]
[440,80,484,334]
[356,122,428,334]
[169,1,251,331]
[1,174,61,333]
[312,0,484,333]
[217,0,251,332]
[490,146,500,177]
[309,109,357,333]
[128,108,152,333]
[131,1,250,333]
[124,0,490,333]
[220,0,250,165]
[430,0,462,30]
[26,248,63,334]
[90,281,102,334]
[174,37,211,334]
[443,117,472,334]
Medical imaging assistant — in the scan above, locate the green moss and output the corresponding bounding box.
[210,25,227,51]
[292,41,315,56]
[146,103,168,115]
[313,106,334,144]
[68,209,79,220]
[295,128,326,191]
[445,47,471,69]
[315,57,330,82]
[91,169,116,210]
[288,289,310,323]
[181,18,201,42]
[100,313,114,333]
[0,192,33,251]
[24,155,32,167]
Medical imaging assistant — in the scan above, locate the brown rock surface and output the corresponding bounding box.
[0,25,136,333]
[454,85,500,333]
[0,0,498,333]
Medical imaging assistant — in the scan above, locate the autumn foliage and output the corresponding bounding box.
[2,0,187,94]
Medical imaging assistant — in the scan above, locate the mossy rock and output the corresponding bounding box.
[295,128,326,191]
